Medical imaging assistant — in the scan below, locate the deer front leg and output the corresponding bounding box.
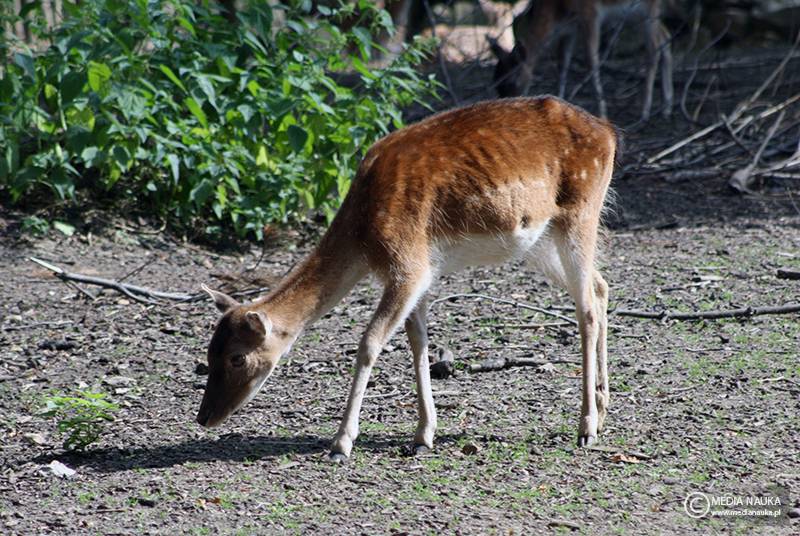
[329,276,430,462]
[405,295,437,454]
[575,287,600,447]
[593,270,609,432]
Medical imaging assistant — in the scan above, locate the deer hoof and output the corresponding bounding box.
[328,451,348,464]
[577,434,598,448]
[413,444,431,455]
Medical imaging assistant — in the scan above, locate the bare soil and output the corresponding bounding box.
[2,41,800,536]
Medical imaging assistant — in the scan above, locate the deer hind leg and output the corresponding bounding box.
[552,225,602,447]
[405,294,437,454]
[329,269,432,462]
[643,17,673,120]
[528,232,607,442]
[658,22,674,118]
[557,32,576,99]
[578,9,606,118]
[593,269,609,432]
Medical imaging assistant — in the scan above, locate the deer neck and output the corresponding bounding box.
[256,235,365,341]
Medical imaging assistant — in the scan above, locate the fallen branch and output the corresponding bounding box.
[759,376,800,388]
[469,357,579,373]
[30,257,195,303]
[494,322,573,329]
[777,268,800,280]
[547,519,582,531]
[430,293,577,325]
[615,303,800,321]
[1,320,74,331]
[729,109,785,192]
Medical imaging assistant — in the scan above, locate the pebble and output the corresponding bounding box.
[430,361,454,380]
[23,433,46,445]
[41,460,76,478]
[461,442,480,455]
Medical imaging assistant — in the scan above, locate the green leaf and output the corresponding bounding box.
[19,1,41,18]
[177,16,196,36]
[112,145,131,170]
[87,61,112,94]
[49,170,75,199]
[0,75,15,102]
[351,27,372,60]
[195,75,216,109]
[13,53,35,80]
[159,65,186,92]
[53,221,75,237]
[44,83,58,101]
[81,146,100,166]
[167,154,180,185]
[256,145,268,167]
[185,98,208,129]
[60,71,86,104]
[189,179,214,206]
[287,124,308,153]
[351,57,376,80]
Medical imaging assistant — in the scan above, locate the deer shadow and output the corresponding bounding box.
[34,432,467,473]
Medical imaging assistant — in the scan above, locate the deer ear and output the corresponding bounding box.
[486,36,509,60]
[245,310,272,338]
[201,284,239,313]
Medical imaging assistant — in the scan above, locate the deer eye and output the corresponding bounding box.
[230,354,246,367]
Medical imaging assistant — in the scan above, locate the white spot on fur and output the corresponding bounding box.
[580,169,588,180]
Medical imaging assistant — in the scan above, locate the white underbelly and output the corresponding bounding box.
[433,220,550,274]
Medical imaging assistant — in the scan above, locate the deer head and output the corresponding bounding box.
[196,285,283,428]
[488,36,528,98]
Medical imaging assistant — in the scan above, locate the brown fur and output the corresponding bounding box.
[328,97,615,274]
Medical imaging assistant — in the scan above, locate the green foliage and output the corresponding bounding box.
[42,391,119,451]
[0,0,438,238]
[22,215,50,235]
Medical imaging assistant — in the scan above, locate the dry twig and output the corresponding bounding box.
[729,109,785,192]
[776,268,800,280]
[430,293,577,325]
[29,257,196,303]
[469,357,579,373]
[615,303,800,321]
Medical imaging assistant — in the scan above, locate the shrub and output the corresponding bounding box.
[0,0,438,238]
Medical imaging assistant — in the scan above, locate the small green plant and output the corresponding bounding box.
[42,390,118,451]
[21,215,50,235]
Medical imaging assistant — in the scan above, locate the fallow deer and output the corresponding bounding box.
[490,0,673,121]
[197,96,617,462]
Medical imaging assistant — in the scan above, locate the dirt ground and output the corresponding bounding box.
[2,37,800,536]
